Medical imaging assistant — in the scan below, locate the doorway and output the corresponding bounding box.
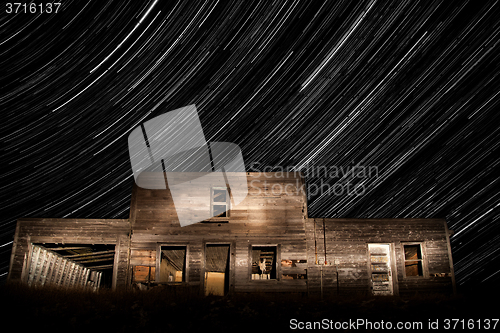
[204,244,230,296]
[368,243,394,295]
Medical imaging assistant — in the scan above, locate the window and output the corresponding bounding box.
[403,243,424,277]
[212,187,229,218]
[251,246,277,280]
[158,246,187,282]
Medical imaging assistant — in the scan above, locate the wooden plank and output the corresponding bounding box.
[63,262,71,287]
[46,255,59,285]
[82,267,88,287]
[78,267,85,287]
[73,265,80,287]
[20,243,32,283]
[27,245,40,286]
[75,264,82,287]
[57,259,66,285]
[35,248,48,285]
[88,264,113,270]
[64,250,115,258]
[40,252,54,286]
[96,271,102,289]
[45,252,55,285]
[66,263,75,287]
[444,220,457,295]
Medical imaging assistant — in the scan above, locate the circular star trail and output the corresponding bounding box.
[1,1,499,292]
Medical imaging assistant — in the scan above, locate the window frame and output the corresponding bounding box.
[401,242,428,278]
[156,243,189,283]
[249,244,280,281]
[210,186,230,219]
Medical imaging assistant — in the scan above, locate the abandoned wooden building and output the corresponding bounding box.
[7,171,456,297]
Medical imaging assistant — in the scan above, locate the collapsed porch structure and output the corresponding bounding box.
[23,244,105,291]
[7,172,456,297]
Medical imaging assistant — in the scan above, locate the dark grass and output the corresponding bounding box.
[1,283,497,332]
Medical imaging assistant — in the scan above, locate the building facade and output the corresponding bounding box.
[8,172,456,297]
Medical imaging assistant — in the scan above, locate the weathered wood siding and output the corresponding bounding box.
[305,218,455,297]
[7,218,130,290]
[8,172,456,297]
[129,172,308,294]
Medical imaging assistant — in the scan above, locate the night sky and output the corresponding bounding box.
[1,0,499,292]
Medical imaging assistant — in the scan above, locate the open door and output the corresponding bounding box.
[368,244,394,295]
[204,244,230,296]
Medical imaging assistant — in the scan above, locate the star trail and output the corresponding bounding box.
[1,0,499,293]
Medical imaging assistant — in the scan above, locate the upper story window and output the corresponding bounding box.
[212,187,229,218]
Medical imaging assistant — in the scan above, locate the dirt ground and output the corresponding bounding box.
[1,283,497,332]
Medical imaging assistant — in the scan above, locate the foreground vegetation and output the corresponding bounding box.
[1,283,496,332]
